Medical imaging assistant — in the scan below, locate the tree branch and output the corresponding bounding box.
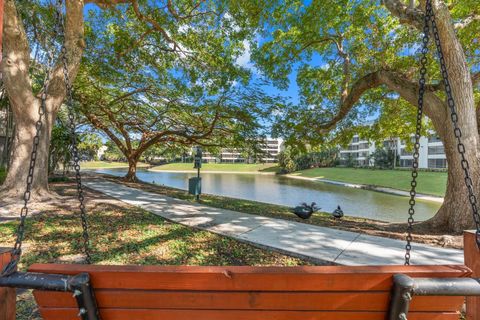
[85,0,130,8]
[83,111,129,156]
[382,0,425,30]
[134,110,221,156]
[454,14,480,29]
[316,69,444,132]
[108,87,151,106]
[472,72,480,86]
[130,0,176,46]
[46,0,86,111]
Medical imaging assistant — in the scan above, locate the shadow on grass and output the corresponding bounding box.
[258,165,280,173]
[1,191,308,270]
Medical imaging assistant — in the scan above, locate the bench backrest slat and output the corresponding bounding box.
[38,308,461,320]
[29,264,471,320]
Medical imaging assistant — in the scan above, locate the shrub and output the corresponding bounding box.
[278,147,339,173]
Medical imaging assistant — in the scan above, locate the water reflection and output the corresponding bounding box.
[91,168,440,222]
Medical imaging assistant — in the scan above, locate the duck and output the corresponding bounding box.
[292,202,319,219]
[332,205,344,219]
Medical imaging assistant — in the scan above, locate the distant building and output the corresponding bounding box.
[97,145,108,160]
[339,135,376,167]
[339,134,447,169]
[201,138,284,163]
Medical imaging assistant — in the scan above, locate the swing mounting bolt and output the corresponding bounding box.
[73,289,82,297]
[78,308,87,316]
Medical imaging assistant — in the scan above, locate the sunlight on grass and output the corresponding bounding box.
[294,167,446,196]
[0,204,308,269]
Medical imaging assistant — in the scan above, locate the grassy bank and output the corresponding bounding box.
[80,161,150,169]
[291,167,447,197]
[151,162,279,173]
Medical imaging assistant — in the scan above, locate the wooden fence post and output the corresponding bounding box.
[465,231,480,320]
[0,248,15,320]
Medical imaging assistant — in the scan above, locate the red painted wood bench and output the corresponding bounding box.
[28,263,471,320]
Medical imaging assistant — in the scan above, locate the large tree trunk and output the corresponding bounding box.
[425,102,480,233]
[0,98,56,199]
[424,0,480,233]
[124,156,140,182]
[0,0,85,200]
[381,0,480,233]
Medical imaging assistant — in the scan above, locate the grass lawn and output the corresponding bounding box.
[151,162,280,173]
[0,181,308,319]
[292,167,447,197]
[80,160,150,169]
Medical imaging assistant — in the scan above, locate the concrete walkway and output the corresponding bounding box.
[84,178,463,266]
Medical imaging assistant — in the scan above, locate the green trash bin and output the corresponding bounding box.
[188,177,202,196]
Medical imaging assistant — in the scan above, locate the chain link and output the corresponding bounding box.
[427,0,480,247]
[58,1,92,264]
[1,1,64,276]
[404,0,432,266]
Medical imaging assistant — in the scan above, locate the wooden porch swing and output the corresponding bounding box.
[1,0,480,320]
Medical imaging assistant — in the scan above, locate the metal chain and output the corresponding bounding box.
[405,0,480,264]
[404,0,432,266]
[58,1,92,264]
[1,1,64,276]
[428,0,480,247]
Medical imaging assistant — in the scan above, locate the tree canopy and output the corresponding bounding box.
[252,0,480,149]
[72,2,277,180]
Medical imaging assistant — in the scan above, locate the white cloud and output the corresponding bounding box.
[235,39,258,74]
[236,40,252,67]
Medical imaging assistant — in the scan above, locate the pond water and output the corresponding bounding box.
[90,168,441,222]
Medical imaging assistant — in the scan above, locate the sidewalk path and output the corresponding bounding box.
[84,178,463,266]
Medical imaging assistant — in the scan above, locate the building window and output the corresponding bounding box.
[428,145,445,155]
[399,159,413,167]
[348,145,359,151]
[358,160,367,166]
[428,158,447,169]
[359,143,369,149]
[428,136,442,143]
[383,140,395,149]
[400,148,413,156]
[352,137,359,143]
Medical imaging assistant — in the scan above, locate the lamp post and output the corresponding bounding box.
[193,146,202,201]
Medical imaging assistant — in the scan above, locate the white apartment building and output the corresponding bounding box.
[339,135,376,167]
[201,138,284,163]
[339,134,447,169]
